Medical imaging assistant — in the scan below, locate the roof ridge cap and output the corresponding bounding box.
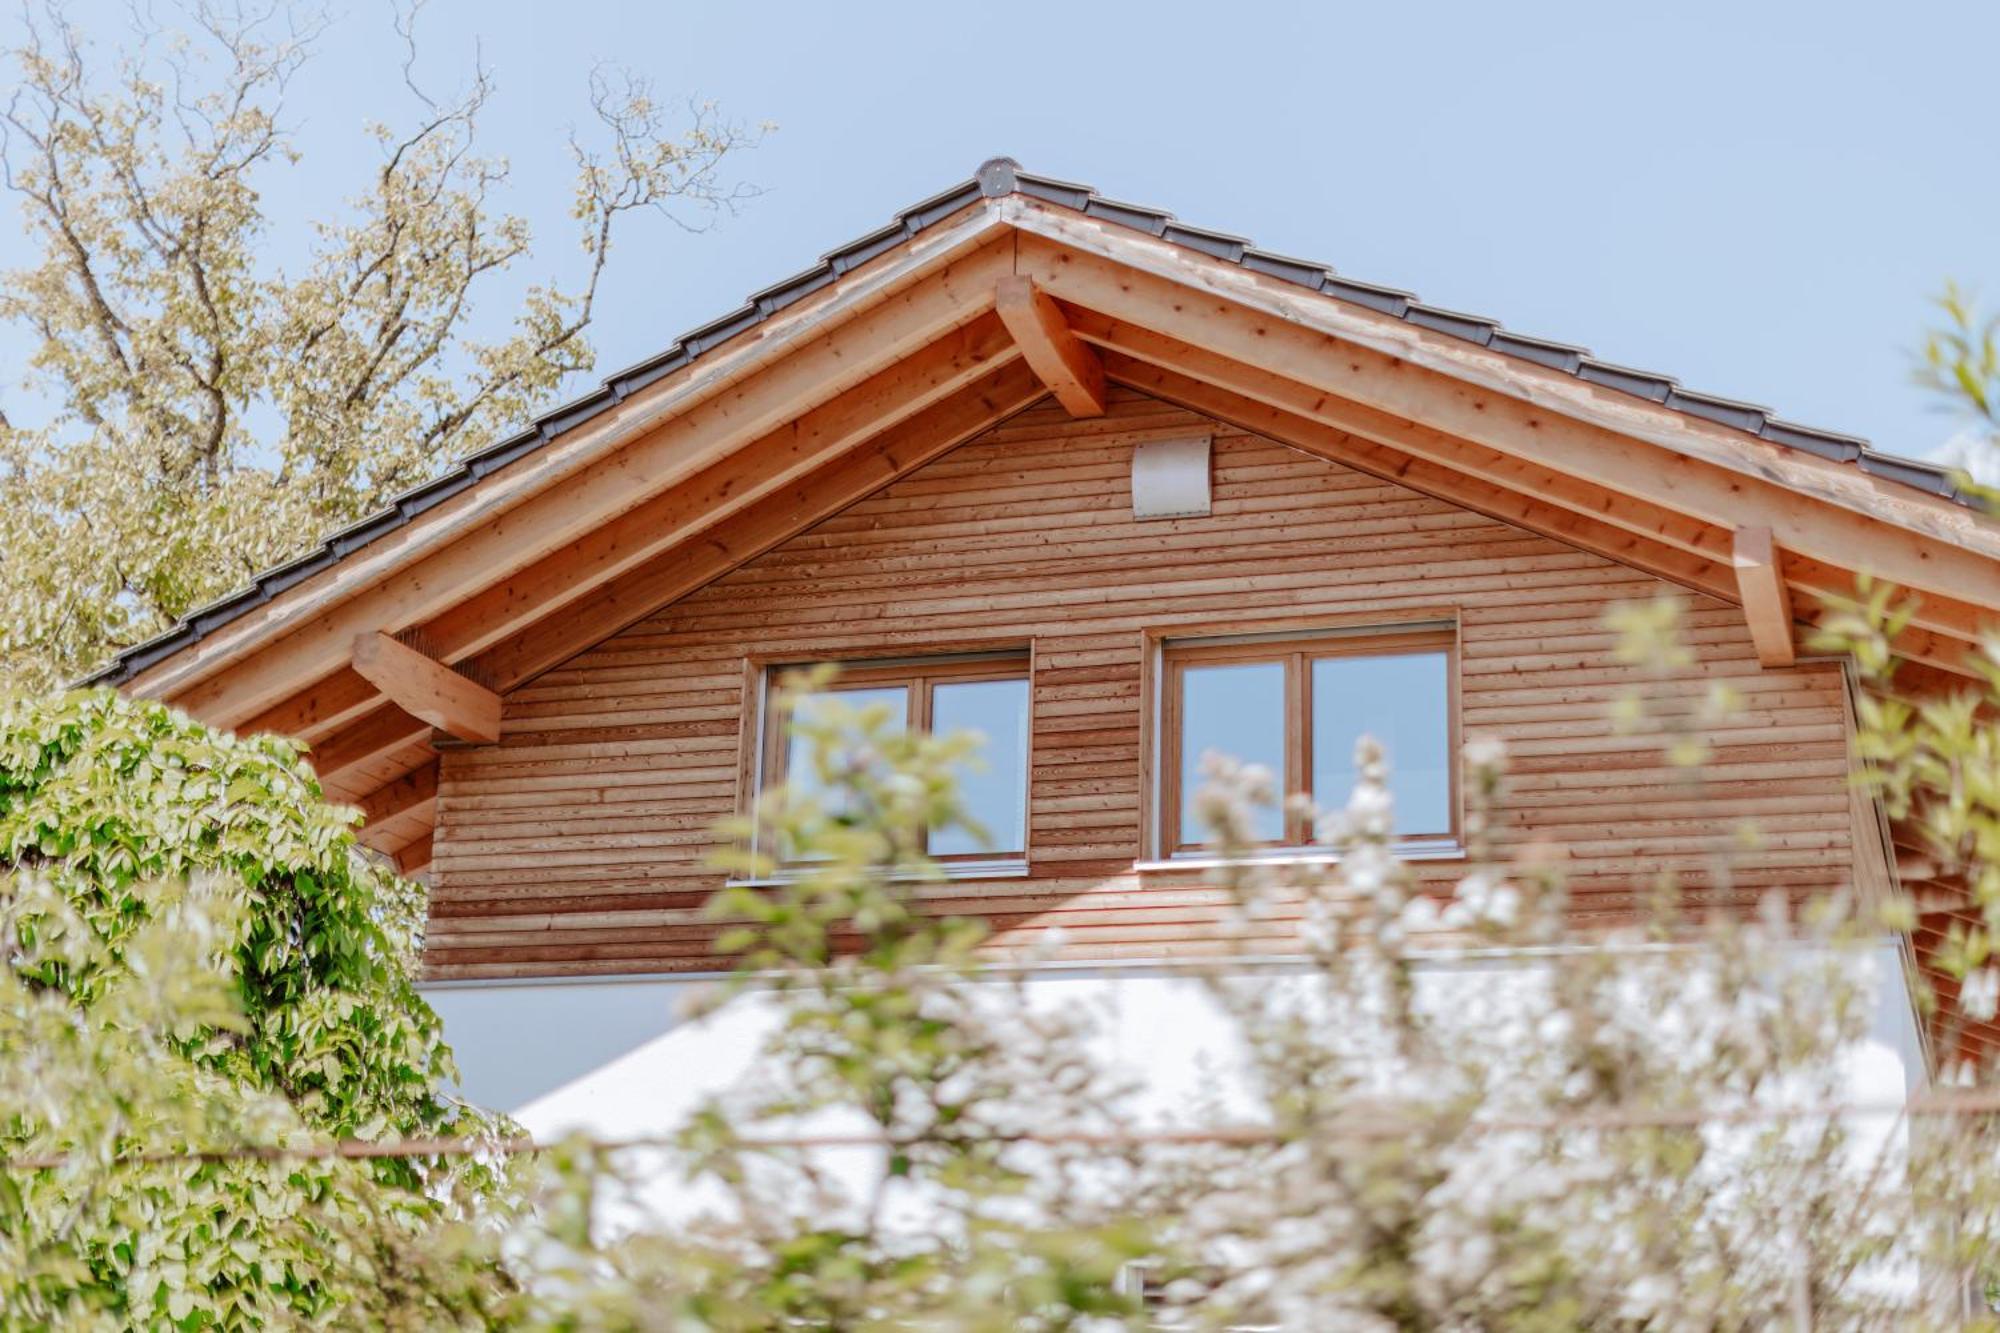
[975,157,1019,197]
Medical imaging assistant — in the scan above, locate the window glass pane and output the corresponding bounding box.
[1179,660,1286,846]
[782,685,909,821]
[1311,652,1450,835]
[928,677,1030,857]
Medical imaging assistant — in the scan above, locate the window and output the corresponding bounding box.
[1159,624,1456,854]
[758,651,1031,863]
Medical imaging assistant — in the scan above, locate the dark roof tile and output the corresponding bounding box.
[1859,452,1960,494]
[1665,389,1770,435]
[614,348,691,396]
[899,179,986,229]
[464,429,549,476]
[327,509,407,557]
[189,586,267,632]
[1489,332,1588,373]
[1405,304,1497,346]
[1240,248,1332,287]
[536,387,619,437]
[1759,419,1865,463]
[259,550,332,596]
[1082,196,1172,236]
[1011,169,1094,212]
[1576,359,1678,403]
[824,222,907,275]
[1161,223,1248,262]
[749,263,837,314]
[1320,276,1412,316]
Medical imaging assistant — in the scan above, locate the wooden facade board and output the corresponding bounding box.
[428,390,1860,979]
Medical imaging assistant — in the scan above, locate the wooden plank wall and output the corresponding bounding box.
[426,389,1861,980]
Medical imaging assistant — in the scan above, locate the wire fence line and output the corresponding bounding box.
[9,1088,2000,1172]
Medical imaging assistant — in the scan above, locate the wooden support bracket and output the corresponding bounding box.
[1732,525,1797,667]
[350,632,502,743]
[995,275,1107,417]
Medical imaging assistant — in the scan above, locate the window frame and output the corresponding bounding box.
[1156,624,1459,856]
[754,649,1034,865]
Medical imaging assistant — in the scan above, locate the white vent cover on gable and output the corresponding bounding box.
[1131,435,1212,520]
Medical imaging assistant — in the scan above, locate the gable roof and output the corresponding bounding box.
[92,155,2000,901]
[90,156,1980,691]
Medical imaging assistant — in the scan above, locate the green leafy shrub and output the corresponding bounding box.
[0,688,462,1139]
[0,689,510,1327]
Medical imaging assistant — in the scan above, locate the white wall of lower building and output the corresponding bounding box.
[422,942,1927,1134]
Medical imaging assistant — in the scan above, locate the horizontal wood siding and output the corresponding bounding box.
[427,390,1860,979]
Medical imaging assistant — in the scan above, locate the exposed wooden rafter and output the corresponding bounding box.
[1016,234,2000,622]
[236,314,1022,751]
[393,832,435,877]
[473,359,1050,689]
[309,704,430,799]
[1731,526,1797,667]
[425,312,1021,665]
[1036,257,1991,676]
[351,632,502,743]
[1090,330,1978,676]
[1004,202,2000,568]
[152,238,1018,730]
[358,762,440,827]
[1103,357,1739,603]
[995,275,1106,417]
[291,360,1053,801]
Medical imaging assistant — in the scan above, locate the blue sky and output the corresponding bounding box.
[5,0,1998,465]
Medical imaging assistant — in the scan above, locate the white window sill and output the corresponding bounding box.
[1134,841,1465,873]
[726,857,1030,889]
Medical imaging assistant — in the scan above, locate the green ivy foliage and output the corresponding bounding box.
[0,689,460,1139]
[0,689,510,1328]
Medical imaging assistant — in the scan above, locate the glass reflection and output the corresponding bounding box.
[930,677,1030,856]
[1311,652,1449,835]
[1179,660,1285,845]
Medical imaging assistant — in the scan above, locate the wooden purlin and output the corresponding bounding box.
[152,237,1019,731]
[1015,233,2000,646]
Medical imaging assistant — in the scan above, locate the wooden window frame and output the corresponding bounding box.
[756,650,1033,864]
[1158,626,1459,856]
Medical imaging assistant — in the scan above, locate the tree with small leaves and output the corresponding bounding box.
[0,0,763,689]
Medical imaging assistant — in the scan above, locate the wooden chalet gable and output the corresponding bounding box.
[97,159,2000,996]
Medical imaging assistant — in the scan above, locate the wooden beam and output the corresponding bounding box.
[995,275,1106,417]
[350,633,502,743]
[310,704,430,791]
[1008,204,2000,567]
[1066,305,1987,675]
[357,762,440,827]
[1732,526,1797,667]
[223,314,1021,756]
[472,358,1049,689]
[1017,235,2000,623]
[242,667,381,744]
[421,313,1020,663]
[285,337,1038,853]
[147,237,1016,729]
[393,831,435,878]
[1775,552,1990,657]
[1103,357,1740,603]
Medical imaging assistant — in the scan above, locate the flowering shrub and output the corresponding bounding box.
[12,602,2000,1327]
